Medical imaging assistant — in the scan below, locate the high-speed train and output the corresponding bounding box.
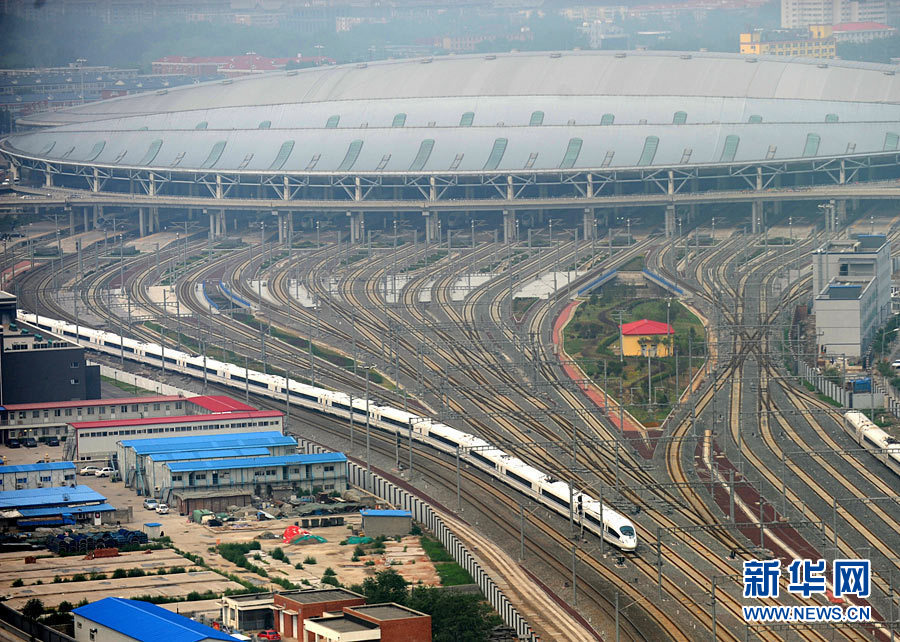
[23,313,638,551]
[843,410,900,478]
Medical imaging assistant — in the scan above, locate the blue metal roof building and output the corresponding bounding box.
[73,597,237,642]
[0,461,76,492]
[161,453,348,501]
[0,485,106,509]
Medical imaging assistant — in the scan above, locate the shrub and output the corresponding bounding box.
[71,574,87,583]
[57,601,73,613]
[89,572,106,581]
[127,568,146,578]
[364,560,375,566]
[294,563,304,570]
[22,598,44,621]
[11,579,23,587]
[270,548,286,562]
[323,568,336,577]
[52,576,62,583]
[321,575,340,587]
[353,545,365,558]
[112,569,127,579]
[253,553,262,561]
[303,556,317,565]
[410,524,422,536]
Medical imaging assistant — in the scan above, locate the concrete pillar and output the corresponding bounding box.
[68,208,75,236]
[208,210,215,240]
[218,210,226,238]
[152,207,160,234]
[92,205,100,230]
[423,210,439,245]
[752,200,764,235]
[348,211,364,244]
[277,213,285,243]
[139,208,146,237]
[83,207,89,233]
[835,200,847,227]
[583,208,596,241]
[665,204,676,238]
[502,209,516,244]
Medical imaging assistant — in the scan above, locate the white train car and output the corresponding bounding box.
[843,411,900,478]
[22,312,639,551]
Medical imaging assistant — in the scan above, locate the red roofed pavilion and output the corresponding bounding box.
[620,319,675,357]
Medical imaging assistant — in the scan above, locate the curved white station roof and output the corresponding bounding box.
[5,50,900,173]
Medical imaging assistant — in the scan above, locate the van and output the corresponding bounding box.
[891,360,900,370]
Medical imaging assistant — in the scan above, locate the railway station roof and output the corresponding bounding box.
[5,50,900,173]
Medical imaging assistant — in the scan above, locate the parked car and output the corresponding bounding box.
[155,503,169,515]
[257,631,281,641]
[7,439,21,448]
[94,467,115,478]
[46,437,60,447]
[80,465,100,476]
[143,498,158,510]
[22,438,38,448]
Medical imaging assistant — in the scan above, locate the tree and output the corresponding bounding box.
[407,587,501,642]
[351,569,409,604]
[22,598,44,621]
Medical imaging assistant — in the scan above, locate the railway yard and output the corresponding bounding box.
[3,200,900,642]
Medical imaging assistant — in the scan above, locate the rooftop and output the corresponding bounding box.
[0,395,182,412]
[0,485,106,509]
[18,502,116,517]
[0,462,75,474]
[620,319,675,336]
[832,22,895,31]
[73,597,237,642]
[360,509,412,518]
[121,431,294,454]
[166,453,345,473]
[147,447,272,462]
[71,409,282,430]
[350,603,429,620]
[307,615,379,633]
[186,395,256,413]
[279,588,364,604]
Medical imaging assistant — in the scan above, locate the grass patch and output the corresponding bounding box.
[100,375,155,396]
[619,254,644,271]
[420,536,472,586]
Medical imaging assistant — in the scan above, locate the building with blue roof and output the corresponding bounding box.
[143,447,272,497]
[360,509,413,538]
[117,431,294,486]
[162,453,347,512]
[73,597,237,642]
[0,485,116,529]
[0,461,75,490]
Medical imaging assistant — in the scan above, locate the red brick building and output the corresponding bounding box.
[272,588,365,640]
[304,603,432,642]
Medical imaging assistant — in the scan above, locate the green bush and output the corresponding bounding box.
[126,568,145,578]
[11,579,23,587]
[112,568,127,579]
[71,574,87,583]
[57,601,73,613]
[270,547,286,562]
[303,556,317,565]
[294,562,304,570]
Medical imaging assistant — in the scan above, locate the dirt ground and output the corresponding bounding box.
[1,443,442,598]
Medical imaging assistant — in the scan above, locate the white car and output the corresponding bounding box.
[155,503,169,515]
[79,465,100,476]
[892,360,900,370]
[94,467,114,478]
[143,498,158,510]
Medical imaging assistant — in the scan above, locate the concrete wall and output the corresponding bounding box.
[361,515,412,538]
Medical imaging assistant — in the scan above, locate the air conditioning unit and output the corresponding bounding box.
[15,484,25,490]
[36,483,43,488]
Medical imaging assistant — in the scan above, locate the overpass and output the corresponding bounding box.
[2,180,899,242]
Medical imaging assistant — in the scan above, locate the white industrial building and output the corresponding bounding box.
[812,234,892,359]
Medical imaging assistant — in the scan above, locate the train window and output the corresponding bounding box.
[505,469,531,487]
[540,489,568,507]
[584,513,602,527]
[606,526,621,538]
[470,451,493,466]
[620,525,635,537]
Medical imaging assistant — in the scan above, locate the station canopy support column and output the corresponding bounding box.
[583,208,596,240]
[503,209,516,244]
[348,210,364,244]
[665,204,676,238]
[423,210,438,245]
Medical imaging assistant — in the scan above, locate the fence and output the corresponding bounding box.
[95,363,199,397]
[297,438,539,642]
[0,603,75,642]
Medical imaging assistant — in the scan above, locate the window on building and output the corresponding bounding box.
[99,407,105,415]
[32,411,40,418]
[54,409,61,417]
[195,474,206,480]
[18,412,25,419]
[87,407,94,415]
[43,410,49,418]
[324,465,335,472]
[153,404,160,411]
[65,409,72,417]
[71,379,79,385]
[175,402,182,410]
[40,476,51,482]
[16,477,26,484]
[131,405,138,412]
[121,405,128,413]
[70,361,79,368]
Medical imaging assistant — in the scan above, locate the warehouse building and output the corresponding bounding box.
[0,462,76,491]
[72,408,284,462]
[162,452,347,509]
[272,588,366,639]
[73,597,237,642]
[1,394,255,449]
[0,291,99,406]
[117,431,296,492]
[0,485,117,529]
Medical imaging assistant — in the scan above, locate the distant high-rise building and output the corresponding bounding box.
[781,0,886,28]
